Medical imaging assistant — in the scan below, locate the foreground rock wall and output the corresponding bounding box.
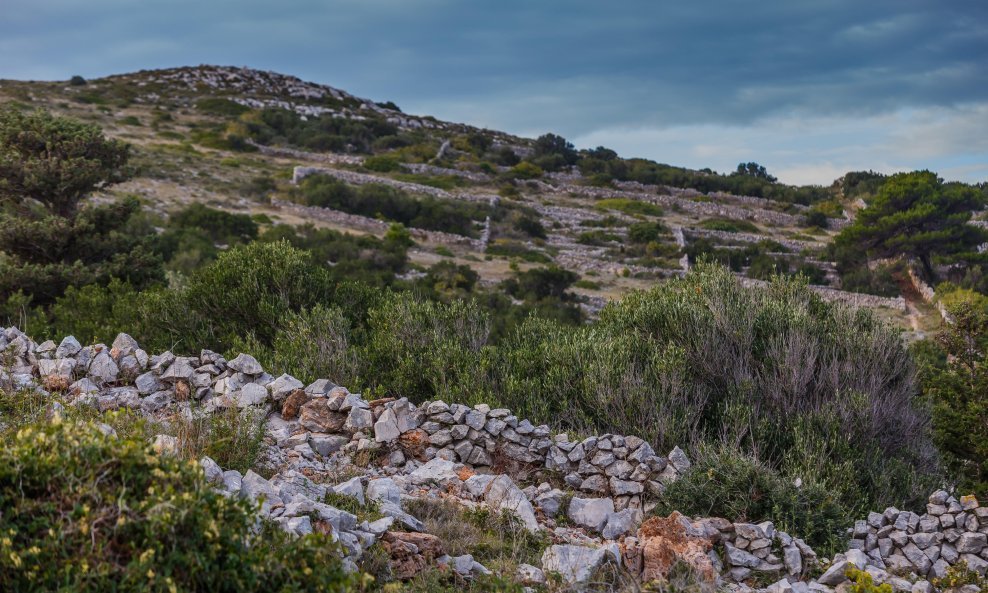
[2,326,982,592]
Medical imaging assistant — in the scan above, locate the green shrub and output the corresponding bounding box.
[138,240,334,353]
[0,418,354,592]
[595,198,664,217]
[628,221,669,243]
[919,295,988,493]
[846,567,893,593]
[485,241,551,263]
[364,155,401,172]
[240,304,359,386]
[600,263,937,518]
[196,98,251,117]
[656,446,847,555]
[69,75,87,86]
[297,176,489,237]
[506,162,542,180]
[931,561,987,591]
[362,294,489,400]
[698,217,760,233]
[804,209,829,229]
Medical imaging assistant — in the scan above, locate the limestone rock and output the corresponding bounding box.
[569,497,615,531]
[227,353,263,375]
[374,408,400,443]
[541,544,614,586]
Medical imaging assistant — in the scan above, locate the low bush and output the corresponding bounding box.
[628,221,669,243]
[698,217,760,233]
[656,446,848,555]
[196,97,252,117]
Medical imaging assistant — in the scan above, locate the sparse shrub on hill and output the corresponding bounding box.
[697,217,760,233]
[0,418,354,592]
[241,107,400,154]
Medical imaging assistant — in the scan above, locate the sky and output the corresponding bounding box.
[2,0,987,186]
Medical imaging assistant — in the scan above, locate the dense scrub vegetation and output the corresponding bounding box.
[0,417,354,592]
[12,240,938,552]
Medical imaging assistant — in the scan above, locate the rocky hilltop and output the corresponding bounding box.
[3,324,984,592]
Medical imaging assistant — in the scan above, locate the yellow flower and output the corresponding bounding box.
[147,569,155,579]
[9,552,21,568]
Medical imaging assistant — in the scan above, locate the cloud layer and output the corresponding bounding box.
[2,0,986,184]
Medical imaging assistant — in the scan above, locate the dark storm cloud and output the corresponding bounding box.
[1,0,986,182]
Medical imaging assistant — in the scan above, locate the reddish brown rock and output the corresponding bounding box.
[174,380,190,402]
[298,397,346,432]
[398,428,430,460]
[42,374,70,393]
[633,512,717,583]
[381,531,445,579]
[281,388,310,420]
[368,397,397,408]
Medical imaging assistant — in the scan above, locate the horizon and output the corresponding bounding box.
[2,0,986,185]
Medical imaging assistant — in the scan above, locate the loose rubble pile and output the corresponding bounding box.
[1,325,984,592]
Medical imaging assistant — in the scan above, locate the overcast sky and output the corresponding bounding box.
[2,0,986,185]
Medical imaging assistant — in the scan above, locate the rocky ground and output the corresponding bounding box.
[2,325,985,591]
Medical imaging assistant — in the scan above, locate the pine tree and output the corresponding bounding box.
[835,171,988,281]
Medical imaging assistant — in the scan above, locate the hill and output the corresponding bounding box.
[0,65,948,332]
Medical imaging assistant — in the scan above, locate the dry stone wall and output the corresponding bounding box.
[3,325,981,593]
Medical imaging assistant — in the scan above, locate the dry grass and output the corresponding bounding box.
[404,496,549,576]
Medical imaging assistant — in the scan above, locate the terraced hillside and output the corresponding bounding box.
[0,65,927,327]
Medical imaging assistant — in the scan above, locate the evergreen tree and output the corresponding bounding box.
[834,170,988,281]
[0,108,162,306]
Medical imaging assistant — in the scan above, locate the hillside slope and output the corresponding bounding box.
[0,65,927,328]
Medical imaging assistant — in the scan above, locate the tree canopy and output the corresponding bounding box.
[0,107,130,217]
[0,108,161,307]
[834,171,988,280]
